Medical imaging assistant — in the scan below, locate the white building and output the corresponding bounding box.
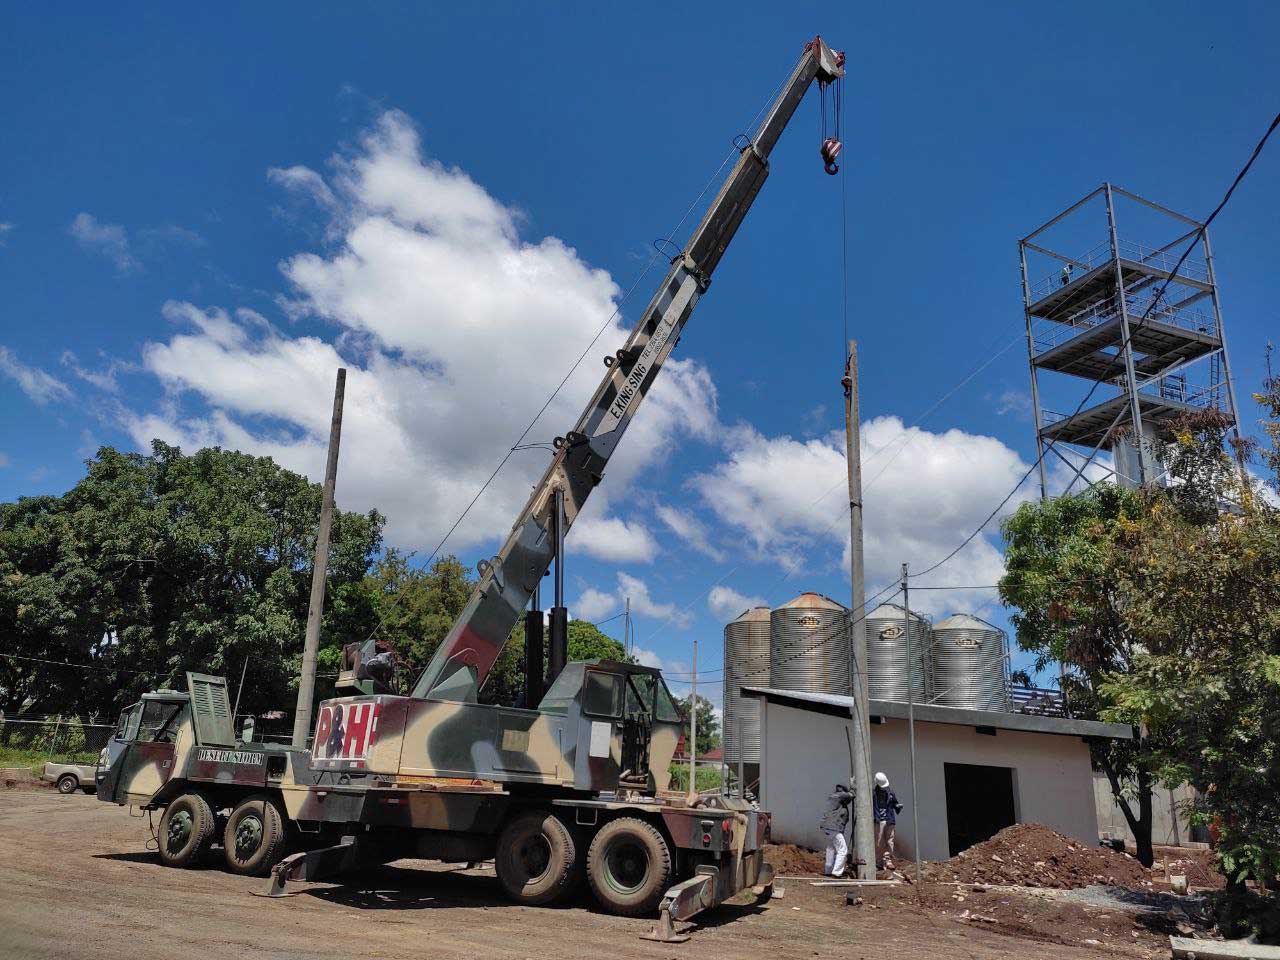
[744,686,1133,861]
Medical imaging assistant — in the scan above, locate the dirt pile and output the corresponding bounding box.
[765,843,826,876]
[923,823,1152,890]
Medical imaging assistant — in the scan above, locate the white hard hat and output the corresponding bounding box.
[874,772,889,788]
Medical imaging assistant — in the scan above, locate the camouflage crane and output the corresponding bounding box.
[96,36,846,942]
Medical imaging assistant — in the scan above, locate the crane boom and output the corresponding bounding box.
[413,36,845,701]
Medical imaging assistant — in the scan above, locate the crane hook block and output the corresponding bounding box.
[821,137,843,176]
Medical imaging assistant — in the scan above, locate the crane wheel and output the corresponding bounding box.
[495,811,579,906]
[586,817,673,917]
[223,794,288,876]
[157,793,216,869]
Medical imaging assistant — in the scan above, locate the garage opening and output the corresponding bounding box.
[944,762,1017,857]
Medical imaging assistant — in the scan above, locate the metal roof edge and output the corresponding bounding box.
[740,686,1133,740]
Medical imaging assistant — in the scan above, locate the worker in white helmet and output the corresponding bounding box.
[818,779,855,877]
[873,771,903,871]
[1060,263,1073,287]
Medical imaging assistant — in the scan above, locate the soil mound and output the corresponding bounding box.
[924,823,1151,890]
[765,843,826,876]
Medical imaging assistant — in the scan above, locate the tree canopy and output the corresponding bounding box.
[0,442,383,721]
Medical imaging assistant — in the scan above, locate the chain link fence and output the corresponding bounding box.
[0,718,114,768]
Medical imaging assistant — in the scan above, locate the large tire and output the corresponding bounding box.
[55,774,78,795]
[586,817,673,917]
[495,811,579,906]
[157,793,216,869]
[223,795,288,876]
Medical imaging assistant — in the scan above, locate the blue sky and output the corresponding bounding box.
[3,3,1278,702]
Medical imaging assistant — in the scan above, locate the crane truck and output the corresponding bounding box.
[96,34,846,940]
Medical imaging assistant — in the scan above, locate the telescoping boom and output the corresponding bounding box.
[412,36,847,703]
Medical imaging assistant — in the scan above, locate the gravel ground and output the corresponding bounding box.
[2,790,1162,960]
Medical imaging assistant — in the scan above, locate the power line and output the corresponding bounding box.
[0,652,158,676]
[910,107,1280,581]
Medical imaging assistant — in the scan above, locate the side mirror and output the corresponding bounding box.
[241,717,255,744]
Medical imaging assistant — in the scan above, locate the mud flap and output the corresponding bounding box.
[254,835,362,898]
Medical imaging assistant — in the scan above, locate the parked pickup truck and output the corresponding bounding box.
[43,762,98,794]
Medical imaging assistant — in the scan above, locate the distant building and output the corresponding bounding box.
[744,687,1133,861]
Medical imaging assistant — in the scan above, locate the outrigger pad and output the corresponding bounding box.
[252,836,361,898]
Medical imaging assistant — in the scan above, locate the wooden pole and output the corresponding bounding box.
[844,342,876,880]
[292,368,346,748]
[902,563,924,892]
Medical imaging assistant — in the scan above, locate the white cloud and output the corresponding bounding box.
[0,222,13,244]
[568,515,659,564]
[69,213,138,272]
[61,351,134,393]
[707,585,767,622]
[268,165,337,209]
[0,347,73,405]
[574,572,691,628]
[691,417,1036,616]
[0,452,11,468]
[124,111,717,555]
[656,504,725,561]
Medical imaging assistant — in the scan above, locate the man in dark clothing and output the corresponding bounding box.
[819,779,855,877]
[873,771,904,870]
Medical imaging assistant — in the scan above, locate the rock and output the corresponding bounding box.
[991,855,1004,863]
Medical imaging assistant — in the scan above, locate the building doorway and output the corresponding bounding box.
[944,762,1017,857]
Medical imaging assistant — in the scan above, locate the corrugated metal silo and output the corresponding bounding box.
[769,592,851,695]
[929,613,1009,711]
[865,602,930,702]
[723,606,771,764]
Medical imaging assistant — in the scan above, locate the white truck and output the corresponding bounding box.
[42,761,98,794]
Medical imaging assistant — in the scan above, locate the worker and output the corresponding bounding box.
[1060,263,1073,287]
[819,779,855,877]
[873,771,903,871]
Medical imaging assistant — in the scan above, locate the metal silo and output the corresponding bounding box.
[865,602,930,702]
[769,593,851,696]
[929,614,1009,711]
[723,606,771,765]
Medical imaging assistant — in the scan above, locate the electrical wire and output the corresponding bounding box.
[908,108,1280,581]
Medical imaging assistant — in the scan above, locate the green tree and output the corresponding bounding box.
[1100,410,1280,915]
[675,692,721,756]
[999,483,1165,866]
[349,551,475,691]
[0,442,383,722]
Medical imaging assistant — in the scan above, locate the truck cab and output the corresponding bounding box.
[97,688,192,806]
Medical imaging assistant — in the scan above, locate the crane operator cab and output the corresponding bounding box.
[536,661,685,793]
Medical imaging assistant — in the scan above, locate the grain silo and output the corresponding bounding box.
[929,613,1009,711]
[723,606,771,767]
[865,602,930,702]
[769,592,851,696]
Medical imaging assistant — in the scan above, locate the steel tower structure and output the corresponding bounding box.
[1019,183,1240,494]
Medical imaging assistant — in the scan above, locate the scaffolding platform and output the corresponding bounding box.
[1032,314,1222,382]
[1018,183,1239,490]
[1040,392,1209,448]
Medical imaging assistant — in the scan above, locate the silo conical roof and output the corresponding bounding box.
[775,591,847,611]
[729,605,772,624]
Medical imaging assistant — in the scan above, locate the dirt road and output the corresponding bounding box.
[1,791,1147,959]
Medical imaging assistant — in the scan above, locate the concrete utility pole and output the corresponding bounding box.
[688,635,698,799]
[293,368,346,748]
[843,341,875,880]
[901,563,923,891]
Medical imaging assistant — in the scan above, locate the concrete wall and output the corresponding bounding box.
[1094,773,1204,848]
[760,701,1099,861]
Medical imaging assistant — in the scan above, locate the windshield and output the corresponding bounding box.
[139,700,185,743]
[626,673,683,723]
[113,704,140,742]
